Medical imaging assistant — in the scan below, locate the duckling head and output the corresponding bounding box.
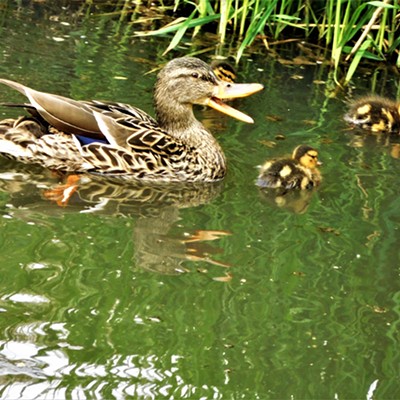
[292,145,320,169]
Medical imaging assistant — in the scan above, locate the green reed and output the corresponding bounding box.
[133,0,399,85]
[3,0,398,85]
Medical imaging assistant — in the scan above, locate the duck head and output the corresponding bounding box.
[154,57,263,131]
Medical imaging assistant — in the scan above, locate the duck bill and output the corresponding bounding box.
[206,97,254,123]
[206,82,264,124]
[218,82,264,99]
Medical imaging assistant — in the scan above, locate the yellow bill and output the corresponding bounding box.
[205,82,264,124]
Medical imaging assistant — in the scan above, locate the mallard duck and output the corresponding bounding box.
[211,60,237,83]
[256,145,321,190]
[0,57,263,183]
[344,96,400,134]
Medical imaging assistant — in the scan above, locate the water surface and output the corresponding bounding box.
[0,3,399,399]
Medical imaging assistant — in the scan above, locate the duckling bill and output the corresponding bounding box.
[256,145,321,191]
[0,57,263,182]
[344,96,400,134]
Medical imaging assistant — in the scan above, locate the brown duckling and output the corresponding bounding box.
[256,145,321,190]
[344,96,400,134]
[211,60,237,83]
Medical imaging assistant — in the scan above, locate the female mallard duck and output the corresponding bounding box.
[0,57,263,183]
[344,96,400,134]
[211,60,237,83]
[256,145,321,190]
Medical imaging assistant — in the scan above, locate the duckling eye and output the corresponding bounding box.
[191,72,200,79]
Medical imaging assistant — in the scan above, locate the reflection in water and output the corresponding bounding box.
[0,159,231,397]
[258,187,316,214]
[0,340,222,398]
[0,159,231,274]
[134,209,231,274]
[346,127,400,159]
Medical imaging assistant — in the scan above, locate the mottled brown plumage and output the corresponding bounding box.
[0,57,263,182]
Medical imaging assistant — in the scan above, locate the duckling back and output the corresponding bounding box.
[210,60,237,83]
[256,158,316,190]
[256,145,321,191]
[344,96,400,134]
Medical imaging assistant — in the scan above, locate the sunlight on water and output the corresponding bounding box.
[0,2,400,399]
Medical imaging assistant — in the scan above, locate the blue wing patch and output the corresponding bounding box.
[75,134,109,145]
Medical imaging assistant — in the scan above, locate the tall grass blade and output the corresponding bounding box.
[239,0,250,38]
[345,39,373,84]
[237,0,278,61]
[162,10,195,55]
[219,0,232,44]
[135,14,220,37]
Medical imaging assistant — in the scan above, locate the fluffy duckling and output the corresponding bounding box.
[256,145,321,190]
[211,60,237,83]
[344,96,400,134]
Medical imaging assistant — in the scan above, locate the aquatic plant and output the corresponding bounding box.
[133,0,400,85]
[1,0,399,85]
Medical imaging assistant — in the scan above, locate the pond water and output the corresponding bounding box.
[0,3,399,399]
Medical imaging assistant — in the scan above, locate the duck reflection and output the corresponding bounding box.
[0,159,231,274]
[258,188,316,214]
[134,210,231,274]
[346,129,400,159]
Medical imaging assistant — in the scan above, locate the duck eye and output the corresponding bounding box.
[307,151,318,160]
[191,72,200,79]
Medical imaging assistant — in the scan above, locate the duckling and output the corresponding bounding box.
[211,60,237,83]
[344,96,400,134]
[256,145,321,191]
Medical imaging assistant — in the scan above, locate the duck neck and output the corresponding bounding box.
[156,101,199,141]
[155,97,226,165]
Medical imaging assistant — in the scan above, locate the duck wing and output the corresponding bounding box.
[0,79,103,138]
[75,112,200,181]
[0,79,156,140]
[87,100,157,126]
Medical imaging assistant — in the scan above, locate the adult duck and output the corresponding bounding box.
[0,57,263,182]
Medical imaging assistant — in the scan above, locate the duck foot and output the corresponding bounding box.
[43,174,81,206]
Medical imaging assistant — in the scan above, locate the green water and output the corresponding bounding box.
[0,3,399,399]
